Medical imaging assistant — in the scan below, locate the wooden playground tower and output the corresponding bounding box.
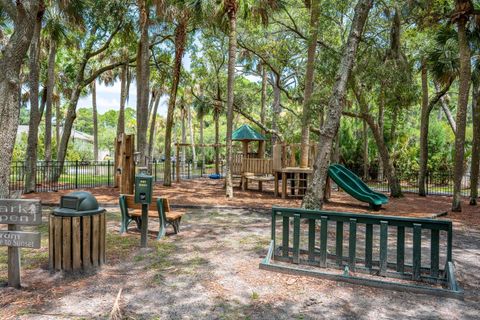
[231,124,318,198]
[114,133,135,194]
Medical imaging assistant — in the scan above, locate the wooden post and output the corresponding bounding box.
[7,224,21,288]
[242,141,249,158]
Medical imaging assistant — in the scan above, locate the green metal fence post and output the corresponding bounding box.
[336,221,344,266]
[413,223,422,280]
[379,221,388,275]
[348,218,357,271]
[365,223,373,269]
[396,226,405,273]
[320,216,328,267]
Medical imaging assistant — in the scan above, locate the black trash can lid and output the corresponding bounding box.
[53,191,106,217]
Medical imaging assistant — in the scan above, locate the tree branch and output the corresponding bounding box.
[427,77,454,113]
[83,56,136,87]
[233,104,284,141]
[87,22,123,59]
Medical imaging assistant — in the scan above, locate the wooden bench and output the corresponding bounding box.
[260,207,462,298]
[119,195,185,240]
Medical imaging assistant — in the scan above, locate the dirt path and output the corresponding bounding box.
[1,207,479,319]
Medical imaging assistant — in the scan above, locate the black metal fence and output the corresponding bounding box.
[344,168,474,197]
[9,160,474,197]
[10,159,225,194]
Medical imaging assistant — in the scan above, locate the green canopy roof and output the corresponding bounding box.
[232,124,266,141]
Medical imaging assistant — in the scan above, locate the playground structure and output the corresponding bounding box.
[231,124,319,197]
[231,125,388,209]
[114,133,135,194]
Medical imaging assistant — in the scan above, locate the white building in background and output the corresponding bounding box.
[16,125,110,160]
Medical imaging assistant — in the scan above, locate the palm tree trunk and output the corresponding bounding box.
[200,113,205,174]
[24,8,44,193]
[300,0,320,168]
[452,14,471,212]
[92,81,99,161]
[56,98,60,155]
[136,0,150,167]
[117,63,128,136]
[418,61,429,196]
[214,105,220,175]
[302,0,373,209]
[164,20,187,186]
[470,82,480,205]
[187,103,196,169]
[148,90,161,159]
[0,4,40,197]
[225,1,238,198]
[45,39,56,163]
[181,106,186,172]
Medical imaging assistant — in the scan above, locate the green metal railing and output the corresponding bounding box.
[260,207,462,298]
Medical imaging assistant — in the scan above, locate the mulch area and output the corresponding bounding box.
[22,177,479,224]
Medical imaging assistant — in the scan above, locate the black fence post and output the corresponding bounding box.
[154,159,157,182]
[188,161,191,179]
[107,160,111,187]
[75,160,79,189]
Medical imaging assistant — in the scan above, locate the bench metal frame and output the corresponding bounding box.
[259,207,463,299]
[119,196,180,240]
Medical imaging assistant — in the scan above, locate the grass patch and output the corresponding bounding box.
[106,233,139,260]
[251,291,259,300]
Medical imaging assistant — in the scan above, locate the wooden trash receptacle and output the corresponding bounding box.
[49,191,106,271]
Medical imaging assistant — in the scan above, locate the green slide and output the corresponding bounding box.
[328,164,388,210]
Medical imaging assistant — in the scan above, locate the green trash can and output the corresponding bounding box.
[49,191,106,271]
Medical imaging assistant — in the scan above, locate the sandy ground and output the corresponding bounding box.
[0,179,477,319]
[0,206,479,319]
[22,177,480,223]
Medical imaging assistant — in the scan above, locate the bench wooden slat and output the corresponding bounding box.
[119,195,185,239]
[122,195,183,221]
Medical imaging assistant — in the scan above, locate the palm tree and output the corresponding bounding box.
[43,0,82,163]
[162,2,192,186]
[24,2,46,193]
[0,0,40,195]
[451,0,474,212]
[215,0,283,198]
[136,0,150,168]
[418,26,458,196]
